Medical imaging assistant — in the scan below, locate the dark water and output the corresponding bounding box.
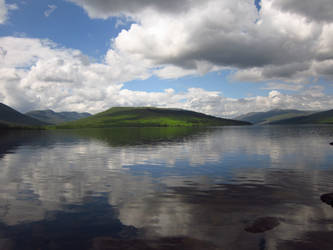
[0,126,333,250]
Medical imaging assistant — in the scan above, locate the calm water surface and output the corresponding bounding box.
[0,126,333,250]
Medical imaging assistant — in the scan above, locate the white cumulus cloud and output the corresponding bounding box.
[2,36,333,117]
[65,0,333,87]
[69,1,328,80]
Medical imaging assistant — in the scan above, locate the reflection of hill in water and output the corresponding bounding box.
[0,127,207,160]
[0,127,208,151]
[64,127,208,147]
[0,130,40,159]
[0,130,79,159]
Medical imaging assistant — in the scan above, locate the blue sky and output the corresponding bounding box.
[2,0,123,58]
[0,0,333,117]
[1,0,265,98]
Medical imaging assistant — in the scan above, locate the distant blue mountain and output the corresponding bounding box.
[26,109,91,125]
[0,103,47,127]
[235,109,316,125]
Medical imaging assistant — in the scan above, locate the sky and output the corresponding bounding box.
[0,0,333,118]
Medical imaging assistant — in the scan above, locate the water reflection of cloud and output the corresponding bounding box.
[113,175,333,249]
[0,127,333,248]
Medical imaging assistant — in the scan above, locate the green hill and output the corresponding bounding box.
[271,109,333,125]
[235,109,316,125]
[53,107,251,129]
[26,109,91,125]
[0,103,47,128]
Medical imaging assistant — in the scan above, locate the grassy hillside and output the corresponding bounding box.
[26,109,91,124]
[272,109,333,125]
[0,103,47,127]
[52,107,251,129]
[235,109,315,125]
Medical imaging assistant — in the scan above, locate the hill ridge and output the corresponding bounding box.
[26,109,91,125]
[235,109,317,125]
[0,103,47,127]
[53,106,251,128]
[271,109,333,125]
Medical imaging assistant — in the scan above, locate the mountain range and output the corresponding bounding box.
[235,109,333,125]
[0,103,47,128]
[2,101,333,129]
[0,103,91,128]
[270,109,333,125]
[235,109,316,125]
[26,110,91,125]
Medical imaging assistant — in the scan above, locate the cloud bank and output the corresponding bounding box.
[69,0,333,83]
[1,35,333,118]
[1,0,333,116]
